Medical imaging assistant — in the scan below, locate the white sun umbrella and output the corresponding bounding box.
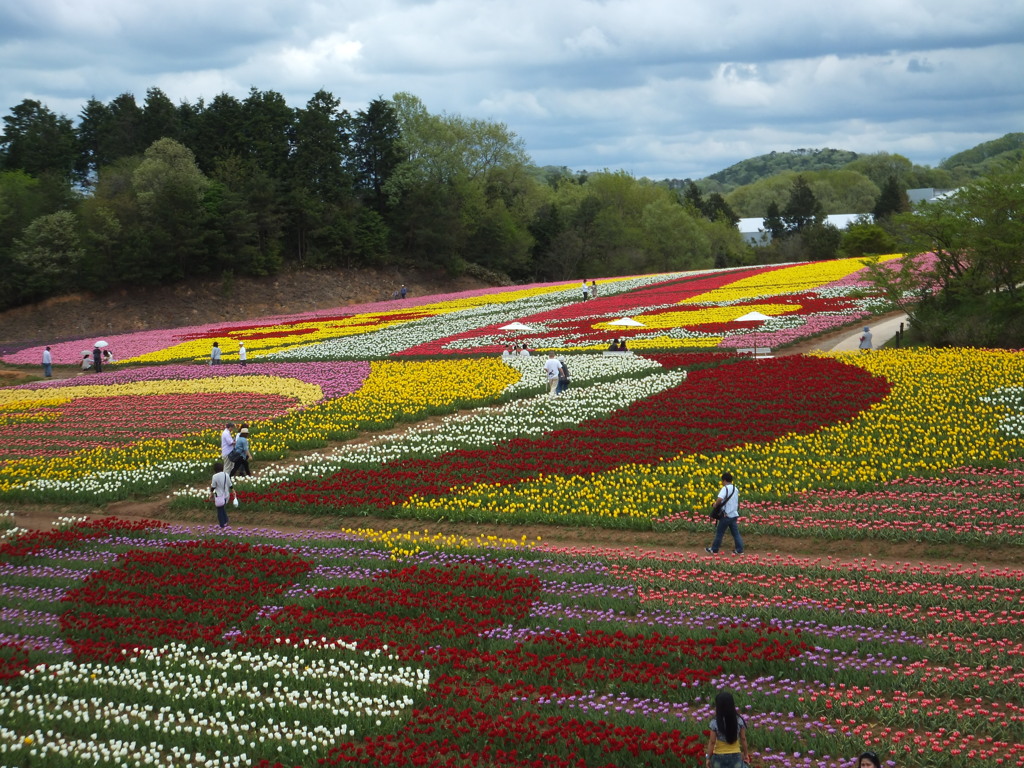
[93,340,109,348]
[499,322,535,331]
[607,317,645,327]
[733,311,772,357]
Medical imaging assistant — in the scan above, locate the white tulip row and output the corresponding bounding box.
[177,360,686,497]
[267,273,686,360]
[0,640,428,767]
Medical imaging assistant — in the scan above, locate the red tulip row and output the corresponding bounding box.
[243,356,889,511]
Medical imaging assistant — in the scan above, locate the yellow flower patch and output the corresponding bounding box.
[680,254,903,305]
[0,378,324,411]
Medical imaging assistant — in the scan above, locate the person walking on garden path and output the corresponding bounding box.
[209,460,233,528]
[580,280,590,300]
[238,342,247,367]
[221,421,236,475]
[92,345,103,374]
[859,326,873,351]
[705,691,750,768]
[211,341,222,365]
[42,346,52,377]
[230,426,251,477]
[543,352,561,397]
[556,357,571,395]
[706,471,744,555]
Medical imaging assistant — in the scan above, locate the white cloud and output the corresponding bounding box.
[1,0,1022,179]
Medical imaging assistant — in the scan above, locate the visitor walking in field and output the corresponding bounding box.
[556,357,571,395]
[543,352,561,397]
[859,326,873,351]
[238,342,247,366]
[230,426,251,477]
[209,460,233,529]
[92,345,103,373]
[42,346,52,377]
[221,421,236,475]
[705,691,750,768]
[211,341,222,365]
[706,471,744,555]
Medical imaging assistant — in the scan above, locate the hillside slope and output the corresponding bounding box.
[0,266,492,351]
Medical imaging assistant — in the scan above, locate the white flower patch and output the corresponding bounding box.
[11,459,210,497]
[0,640,429,768]
[182,357,684,496]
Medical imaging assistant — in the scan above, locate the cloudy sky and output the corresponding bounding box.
[2,0,1022,179]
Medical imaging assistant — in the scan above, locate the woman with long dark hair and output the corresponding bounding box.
[705,691,750,768]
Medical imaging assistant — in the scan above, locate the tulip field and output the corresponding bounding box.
[1,254,1023,767]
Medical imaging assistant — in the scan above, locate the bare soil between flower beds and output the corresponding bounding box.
[8,499,1020,569]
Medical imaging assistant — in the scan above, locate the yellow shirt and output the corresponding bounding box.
[711,716,746,754]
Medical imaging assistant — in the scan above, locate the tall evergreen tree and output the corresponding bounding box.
[873,175,911,220]
[352,97,402,214]
[0,100,78,180]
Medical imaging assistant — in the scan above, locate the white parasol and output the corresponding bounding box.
[734,311,772,357]
[499,322,535,331]
[607,317,645,327]
[94,340,109,348]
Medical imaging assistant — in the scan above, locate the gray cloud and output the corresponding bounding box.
[2,0,1021,179]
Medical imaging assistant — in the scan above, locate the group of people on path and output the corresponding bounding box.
[210,341,247,365]
[211,421,253,528]
[543,352,571,397]
[502,343,533,357]
[580,279,598,300]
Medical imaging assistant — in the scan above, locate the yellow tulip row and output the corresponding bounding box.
[405,348,1023,522]
[0,377,324,410]
[340,526,539,559]
[680,254,903,305]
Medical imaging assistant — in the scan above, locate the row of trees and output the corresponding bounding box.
[0,88,752,310]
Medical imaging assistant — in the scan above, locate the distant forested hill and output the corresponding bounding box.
[701,148,860,191]
[940,132,1024,176]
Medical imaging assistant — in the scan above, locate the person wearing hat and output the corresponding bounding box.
[859,326,873,351]
[230,424,252,477]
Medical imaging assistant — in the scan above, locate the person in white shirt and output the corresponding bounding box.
[209,461,233,528]
[543,353,561,397]
[706,471,744,554]
[42,347,52,377]
[238,342,247,367]
[211,341,222,365]
[221,422,236,474]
